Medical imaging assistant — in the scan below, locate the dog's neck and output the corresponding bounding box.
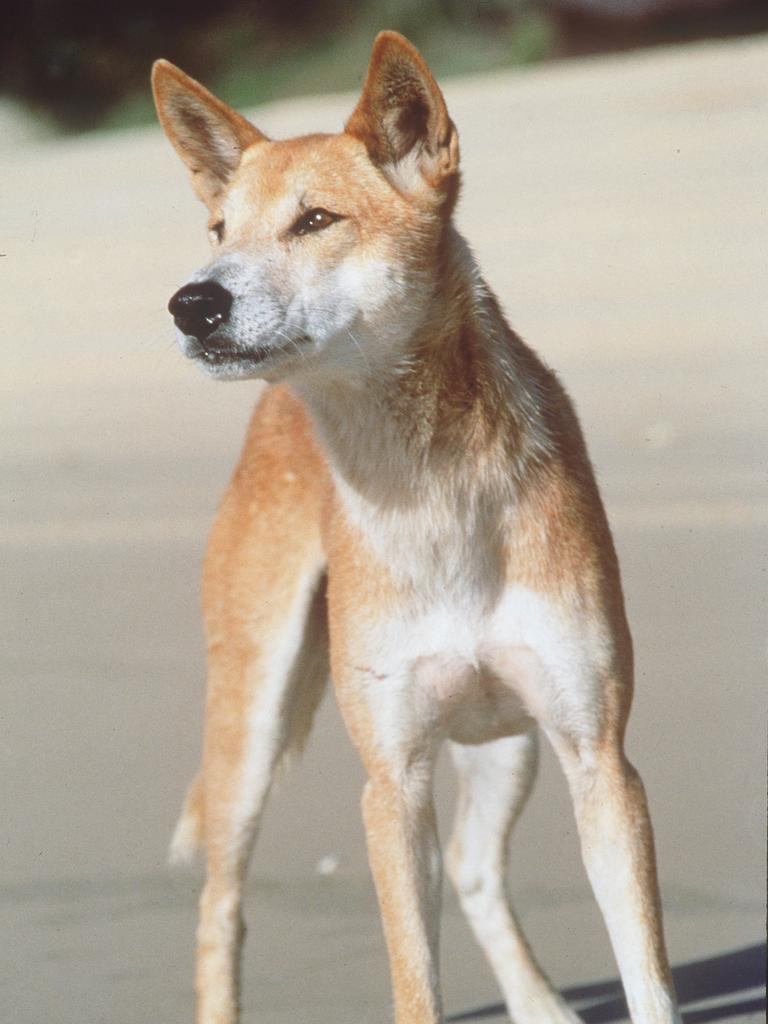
[293,227,555,513]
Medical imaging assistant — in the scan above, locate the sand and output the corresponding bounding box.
[1,34,765,1023]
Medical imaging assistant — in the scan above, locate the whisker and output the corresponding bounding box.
[346,327,372,372]
[273,326,309,362]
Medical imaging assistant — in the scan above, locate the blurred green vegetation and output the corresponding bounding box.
[2,0,557,133]
[3,0,766,133]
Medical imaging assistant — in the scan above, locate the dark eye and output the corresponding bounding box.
[292,208,340,236]
[209,220,225,244]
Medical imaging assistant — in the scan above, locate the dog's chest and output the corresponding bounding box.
[357,597,545,747]
[335,479,509,602]
[347,579,608,751]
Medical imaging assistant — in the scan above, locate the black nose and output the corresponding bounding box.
[168,281,233,341]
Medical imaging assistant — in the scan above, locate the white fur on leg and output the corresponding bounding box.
[554,749,682,1024]
[169,773,204,866]
[169,803,203,866]
[448,735,581,1024]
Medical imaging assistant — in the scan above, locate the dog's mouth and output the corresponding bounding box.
[189,333,312,373]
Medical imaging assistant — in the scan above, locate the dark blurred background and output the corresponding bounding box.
[3,0,767,133]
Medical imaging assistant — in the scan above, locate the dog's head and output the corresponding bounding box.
[152,32,460,383]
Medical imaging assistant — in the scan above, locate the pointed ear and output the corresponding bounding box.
[345,32,459,209]
[151,59,266,208]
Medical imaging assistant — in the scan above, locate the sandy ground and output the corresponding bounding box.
[2,34,766,1024]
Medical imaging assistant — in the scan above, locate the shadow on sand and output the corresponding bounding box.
[447,944,766,1023]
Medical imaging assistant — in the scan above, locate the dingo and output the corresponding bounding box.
[152,31,681,1024]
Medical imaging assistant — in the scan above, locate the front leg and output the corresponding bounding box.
[330,640,444,1022]
[551,738,681,1024]
[362,766,443,1024]
[488,588,681,1024]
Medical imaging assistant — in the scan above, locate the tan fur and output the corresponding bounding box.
[153,32,680,1024]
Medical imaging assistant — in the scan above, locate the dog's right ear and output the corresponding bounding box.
[151,60,266,208]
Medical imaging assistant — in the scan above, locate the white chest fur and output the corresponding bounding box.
[349,584,610,761]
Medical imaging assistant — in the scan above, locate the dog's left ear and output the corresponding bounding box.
[152,59,266,208]
[345,32,459,212]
